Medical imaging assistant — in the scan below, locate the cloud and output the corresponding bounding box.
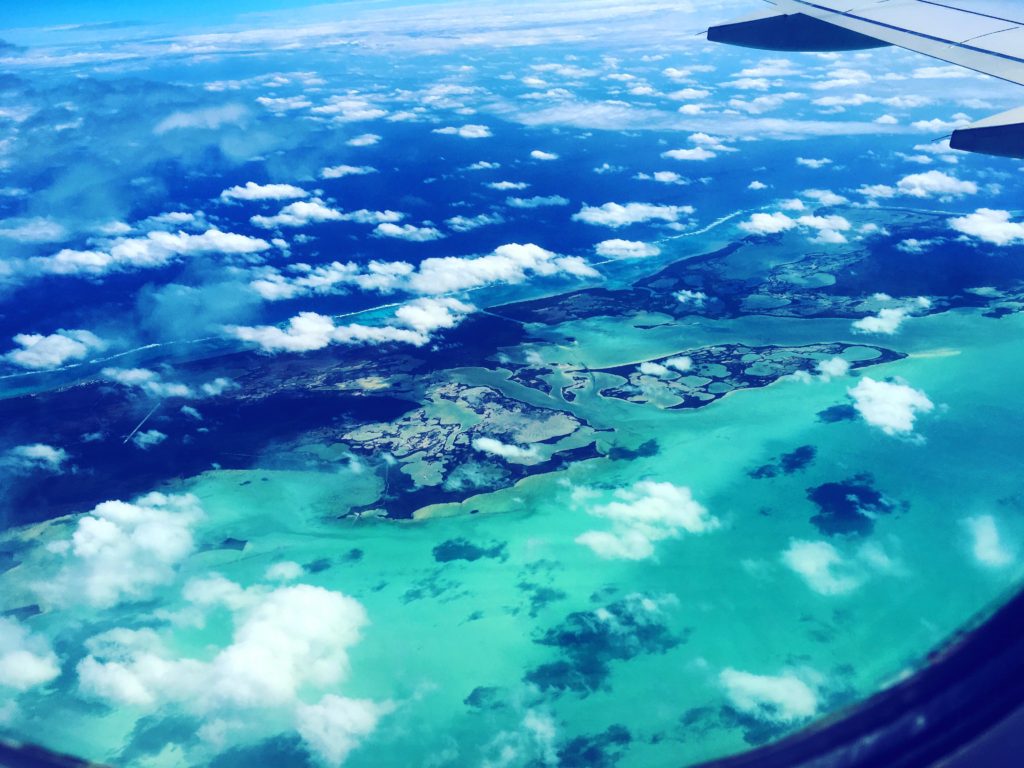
[76,578,386,754]
[3,443,68,473]
[42,493,203,608]
[154,104,248,134]
[530,150,558,160]
[949,209,1024,246]
[0,617,60,692]
[848,377,934,436]
[220,182,309,202]
[507,195,570,208]
[467,161,500,170]
[433,124,492,139]
[487,181,528,191]
[796,157,831,169]
[251,200,343,228]
[0,217,67,243]
[446,213,504,232]
[575,481,718,560]
[297,695,396,767]
[852,307,910,334]
[817,357,850,380]
[661,147,715,161]
[5,329,107,369]
[249,243,596,301]
[346,133,381,147]
[720,669,819,723]
[373,222,444,242]
[230,298,473,353]
[896,170,977,198]
[320,165,377,179]
[964,515,1013,568]
[102,367,194,398]
[782,540,861,595]
[739,212,797,235]
[748,180,767,190]
[573,202,692,228]
[472,436,540,462]
[802,188,847,206]
[33,229,271,277]
[595,239,660,259]
[132,429,167,450]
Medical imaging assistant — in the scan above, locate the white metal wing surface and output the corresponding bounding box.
[708,1,1024,157]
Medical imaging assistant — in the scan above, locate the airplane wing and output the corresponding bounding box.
[708,1,1024,158]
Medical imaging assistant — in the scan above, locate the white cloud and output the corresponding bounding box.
[817,357,850,380]
[5,329,107,369]
[433,124,492,139]
[34,229,271,276]
[949,209,1024,246]
[595,239,660,259]
[896,170,976,198]
[3,443,68,473]
[720,669,819,723]
[251,200,343,229]
[661,147,715,161]
[102,367,194,398]
[466,161,500,171]
[573,202,692,228]
[132,429,167,450]
[964,515,1013,568]
[487,181,528,191]
[0,617,60,692]
[43,493,203,608]
[739,212,796,235]
[472,436,540,462]
[852,307,910,335]
[320,165,377,180]
[297,695,396,767]
[219,182,308,202]
[530,150,558,160]
[346,133,381,147]
[507,195,570,208]
[796,157,831,169]
[748,180,767,190]
[373,222,445,242]
[802,188,847,206]
[575,481,718,560]
[848,377,935,436]
[231,298,473,354]
[311,97,386,122]
[0,217,67,243]
[446,213,504,232]
[154,104,248,134]
[782,540,861,595]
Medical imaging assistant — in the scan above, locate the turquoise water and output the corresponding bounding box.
[4,306,1023,767]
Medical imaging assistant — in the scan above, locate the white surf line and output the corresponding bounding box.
[659,208,750,242]
[123,401,161,445]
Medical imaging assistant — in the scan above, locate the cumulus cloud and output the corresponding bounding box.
[782,540,861,595]
[573,202,692,228]
[346,133,381,147]
[219,182,308,202]
[132,429,167,450]
[848,377,934,436]
[949,209,1024,246]
[320,165,377,179]
[0,617,60,692]
[739,211,850,243]
[33,229,271,277]
[0,217,67,243]
[720,669,819,723]
[852,296,930,335]
[249,243,596,302]
[3,443,68,473]
[433,124,492,139]
[76,577,391,765]
[739,212,797,235]
[42,493,202,608]
[251,200,343,229]
[530,150,558,160]
[5,329,107,369]
[595,239,661,259]
[472,436,540,462]
[102,367,194,398]
[796,157,831,169]
[231,298,473,354]
[154,104,248,134]
[446,213,504,232]
[661,147,715,161]
[964,515,1013,568]
[507,195,570,208]
[297,695,396,767]
[816,356,851,381]
[373,222,444,242]
[897,170,977,198]
[575,481,718,560]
